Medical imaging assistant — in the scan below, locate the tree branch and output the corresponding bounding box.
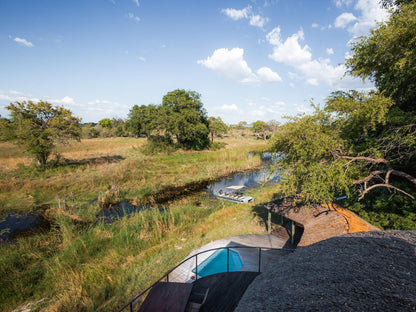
[359,183,415,200]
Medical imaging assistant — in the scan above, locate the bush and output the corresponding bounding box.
[209,141,227,150]
[141,135,177,155]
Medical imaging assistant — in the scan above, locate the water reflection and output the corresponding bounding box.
[0,212,47,242]
[207,167,279,196]
[100,201,147,223]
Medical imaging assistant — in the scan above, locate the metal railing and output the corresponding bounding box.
[118,246,294,312]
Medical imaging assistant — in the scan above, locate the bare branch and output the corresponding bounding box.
[338,155,390,166]
[359,183,415,200]
[353,170,386,185]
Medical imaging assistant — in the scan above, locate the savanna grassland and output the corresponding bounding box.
[0,135,279,311]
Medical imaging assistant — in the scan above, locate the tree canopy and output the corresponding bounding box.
[268,1,416,225]
[208,116,228,142]
[125,89,210,151]
[1,100,81,166]
[346,2,416,113]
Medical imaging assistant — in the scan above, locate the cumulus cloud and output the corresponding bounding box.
[334,12,357,28]
[268,28,312,66]
[198,48,257,83]
[128,12,140,22]
[198,48,282,84]
[13,37,34,48]
[334,0,389,36]
[326,48,334,55]
[266,27,358,88]
[221,6,251,20]
[249,15,269,28]
[257,67,282,82]
[52,96,75,105]
[221,5,268,28]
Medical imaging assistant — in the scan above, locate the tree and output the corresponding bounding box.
[252,120,270,140]
[269,91,416,204]
[126,104,158,137]
[162,89,210,150]
[208,116,228,142]
[98,118,113,129]
[346,2,416,113]
[1,100,81,167]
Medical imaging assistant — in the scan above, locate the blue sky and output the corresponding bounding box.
[0,0,389,124]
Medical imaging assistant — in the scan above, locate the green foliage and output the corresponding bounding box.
[269,108,350,203]
[208,116,228,142]
[209,141,227,150]
[162,89,210,150]
[252,120,271,140]
[2,101,81,167]
[98,118,113,129]
[126,104,158,137]
[346,2,416,113]
[140,135,176,155]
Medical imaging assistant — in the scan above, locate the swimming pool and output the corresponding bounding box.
[192,248,243,277]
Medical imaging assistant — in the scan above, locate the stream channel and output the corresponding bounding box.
[0,153,279,242]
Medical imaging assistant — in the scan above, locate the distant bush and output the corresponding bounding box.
[141,135,177,155]
[209,141,227,150]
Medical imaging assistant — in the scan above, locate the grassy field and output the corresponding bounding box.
[0,136,283,311]
[0,136,266,214]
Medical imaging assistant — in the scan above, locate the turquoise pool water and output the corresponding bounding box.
[192,249,243,277]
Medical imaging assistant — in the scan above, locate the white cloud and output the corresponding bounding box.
[312,23,319,28]
[198,48,257,83]
[257,67,282,82]
[334,0,389,36]
[221,5,268,28]
[266,27,281,45]
[52,96,75,105]
[267,27,362,89]
[326,48,334,55]
[132,0,139,8]
[334,12,357,28]
[219,104,238,111]
[138,56,146,62]
[128,12,140,22]
[13,37,34,48]
[249,15,269,28]
[221,6,251,20]
[334,0,354,7]
[268,29,312,66]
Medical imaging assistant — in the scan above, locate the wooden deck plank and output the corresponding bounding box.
[191,272,260,312]
[138,282,193,312]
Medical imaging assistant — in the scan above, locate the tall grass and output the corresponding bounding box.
[0,186,275,311]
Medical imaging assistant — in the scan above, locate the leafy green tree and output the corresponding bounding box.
[237,121,248,129]
[269,91,416,204]
[98,118,113,129]
[162,89,210,150]
[208,116,228,142]
[346,2,416,113]
[126,104,158,137]
[1,100,81,167]
[252,120,270,140]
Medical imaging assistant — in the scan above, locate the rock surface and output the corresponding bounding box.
[235,231,416,312]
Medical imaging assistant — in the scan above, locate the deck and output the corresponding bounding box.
[189,272,260,312]
[137,282,193,312]
[137,272,260,312]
